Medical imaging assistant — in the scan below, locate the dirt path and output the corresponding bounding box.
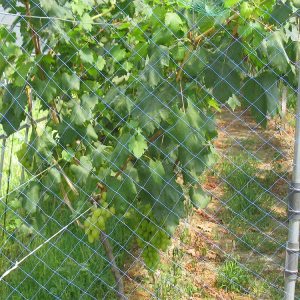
[125,109,295,300]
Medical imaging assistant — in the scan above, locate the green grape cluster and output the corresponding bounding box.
[292,0,300,8]
[84,203,115,243]
[137,219,171,270]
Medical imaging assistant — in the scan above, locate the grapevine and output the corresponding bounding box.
[0,0,298,296]
[84,203,115,243]
[137,217,171,270]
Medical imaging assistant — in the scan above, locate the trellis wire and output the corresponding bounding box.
[0,1,298,300]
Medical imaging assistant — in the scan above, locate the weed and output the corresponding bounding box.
[179,226,190,245]
[217,259,251,293]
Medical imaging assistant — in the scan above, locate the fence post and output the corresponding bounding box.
[284,51,300,300]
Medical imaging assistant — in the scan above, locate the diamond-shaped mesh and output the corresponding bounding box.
[0,1,299,299]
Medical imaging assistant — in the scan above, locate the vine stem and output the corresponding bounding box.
[57,183,125,299]
[194,13,239,45]
[2,137,14,238]
[25,86,36,130]
[149,130,163,143]
[176,13,239,82]
[92,4,115,20]
[100,231,126,300]
[24,0,60,124]
[24,0,41,56]
[53,159,78,195]
[114,156,132,179]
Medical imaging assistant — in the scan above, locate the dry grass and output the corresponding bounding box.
[124,108,295,300]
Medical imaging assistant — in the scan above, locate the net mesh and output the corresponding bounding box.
[178,0,226,16]
[0,0,299,299]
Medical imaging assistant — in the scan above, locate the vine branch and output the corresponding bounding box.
[100,231,126,300]
[25,86,36,130]
[24,0,41,56]
[59,186,125,300]
[92,4,115,20]
[24,0,60,124]
[176,13,239,82]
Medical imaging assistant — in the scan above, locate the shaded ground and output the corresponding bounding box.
[125,108,295,300]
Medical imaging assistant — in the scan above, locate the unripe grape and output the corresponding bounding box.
[94,208,102,217]
[293,0,300,8]
[88,234,94,243]
[85,203,115,243]
[91,228,99,238]
[124,211,131,218]
[110,207,116,215]
[91,216,98,226]
[102,192,107,201]
[97,216,105,230]
[84,219,90,228]
[106,209,112,218]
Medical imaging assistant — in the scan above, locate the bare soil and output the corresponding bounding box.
[124,109,295,300]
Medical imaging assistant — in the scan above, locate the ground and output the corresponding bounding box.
[0,108,296,299]
[124,108,295,300]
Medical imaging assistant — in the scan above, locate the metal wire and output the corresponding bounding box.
[0,1,298,299]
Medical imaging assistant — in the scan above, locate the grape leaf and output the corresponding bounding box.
[81,13,93,31]
[79,49,94,64]
[270,1,292,26]
[149,159,165,185]
[95,56,106,70]
[33,78,57,105]
[138,163,185,234]
[70,156,93,185]
[224,0,240,8]
[21,182,41,213]
[204,59,240,103]
[133,82,174,134]
[183,48,208,78]
[0,84,27,136]
[61,73,80,91]
[105,176,137,214]
[92,143,111,168]
[165,12,183,33]
[140,46,169,87]
[242,71,279,127]
[129,133,148,159]
[104,87,133,117]
[189,187,210,209]
[261,31,289,73]
[110,45,127,62]
[110,133,132,171]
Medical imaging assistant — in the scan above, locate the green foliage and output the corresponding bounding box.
[217,260,251,292]
[242,72,279,127]
[0,85,27,136]
[224,0,241,8]
[0,0,297,287]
